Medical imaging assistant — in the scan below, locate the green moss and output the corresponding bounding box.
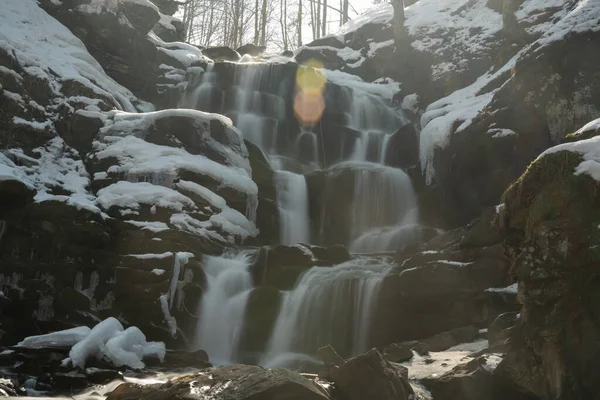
[502,150,600,238]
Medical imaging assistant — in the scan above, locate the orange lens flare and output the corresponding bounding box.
[294,59,326,127]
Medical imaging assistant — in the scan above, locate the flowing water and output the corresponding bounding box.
[194,251,254,365]
[182,62,414,249]
[276,170,311,245]
[261,258,393,368]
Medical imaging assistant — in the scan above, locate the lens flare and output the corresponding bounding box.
[294,59,326,127]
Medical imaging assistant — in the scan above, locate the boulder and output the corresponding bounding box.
[236,43,266,56]
[421,326,480,352]
[383,343,414,363]
[384,124,420,169]
[251,244,350,288]
[106,365,331,400]
[498,136,600,399]
[330,349,413,400]
[422,355,533,400]
[240,286,282,353]
[202,46,241,62]
[487,312,518,348]
[317,344,344,366]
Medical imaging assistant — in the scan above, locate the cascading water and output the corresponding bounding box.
[261,258,392,368]
[194,251,254,365]
[340,88,404,163]
[181,61,418,250]
[276,170,310,245]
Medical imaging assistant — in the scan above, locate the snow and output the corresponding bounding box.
[405,0,503,55]
[12,117,52,130]
[368,39,395,57]
[321,68,401,101]
[535,0,600,48]
[576,118,600,135]
[486,283,518,294]
[337,2,393,35]
[152,269,166,276]
[2,138,97,210]
[96,181,196,212]
[481,354,504,373]
[125,220,170,232]
[0,0,137,112]
[93,128,256,198]
[419,51,520,184]
[402,339,488,380]
[538,135,600,182]
[126,252,173,260]
[489,128,516,138]
[17,327,91,348]
[433,260,474,267]
[67,318,165,369]
[160,294,178,337]
[402,93,419,113]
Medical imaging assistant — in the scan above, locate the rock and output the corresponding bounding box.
[384,124,420,169]
[422,355,532,400]
[55,288,92,314]
[149,0,181,16]
[317,345,344,366]
[422,326,481,352]
[236,43,266,56]
[245,140,279,245]
[331,349,413,400]
[106,365,331,400]
[162,350,212,370]
[399,341,430,356]
[0,378,20,397]
[119,0,161,34]
[488,312,518,348]
[202,46,241,62]
[85,367,123,384]
[240,286,282,353]
[383,343,413,363]
[295,47,346,70]
[304,244,351,265]
[498,138,600,399]
[251,244,350,288]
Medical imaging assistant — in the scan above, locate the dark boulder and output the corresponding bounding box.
[488,312,518,348]
[383,343,414,363]
[106,365,331,400]
[330,349,413,400]
[237,43,266,56]
[384,124,419,169]
[422,355,534,400]
[498,140,600,400]
[202,47,241,62]
[421,326,480,352]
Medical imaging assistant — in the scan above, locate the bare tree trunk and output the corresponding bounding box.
[342,0,348,24]
[260,0,267,46]
[298,0,303,47]
[310,0,316,39]
[322,0,327,37]
[254,0,259,44]
[391,0,405,41]
[315,0,321,38]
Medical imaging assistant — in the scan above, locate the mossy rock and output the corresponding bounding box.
[501,150,600,240]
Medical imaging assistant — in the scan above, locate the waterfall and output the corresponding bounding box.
[276,170,310,245]
[194,251,254,365]
[345,90,403,163]
[261,258,392,368]
[181,62,418,249]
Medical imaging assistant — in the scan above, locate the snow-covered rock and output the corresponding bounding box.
[19,318,165,369]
